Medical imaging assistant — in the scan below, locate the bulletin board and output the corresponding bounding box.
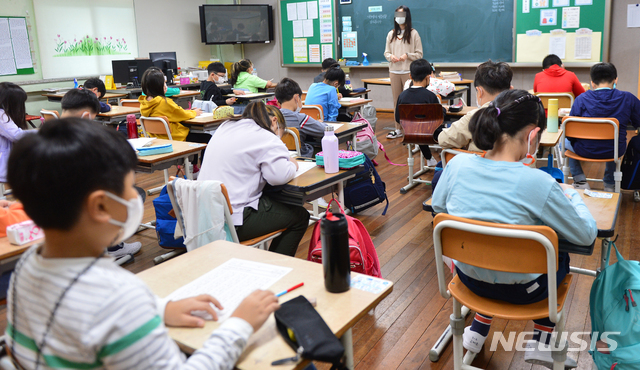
[515,0,611,63]
[278,0,338,66]
[0,17,35,76]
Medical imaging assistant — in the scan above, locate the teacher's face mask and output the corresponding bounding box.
[395,17,406,25]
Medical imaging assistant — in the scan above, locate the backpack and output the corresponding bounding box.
[589,239,640,369]
[307,200,381,278]
[344,155,389,215]
[152,186,186,249]
[348,112,405,166]
[621,135,640,190]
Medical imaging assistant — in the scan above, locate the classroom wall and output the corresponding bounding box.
[609,0,640,94]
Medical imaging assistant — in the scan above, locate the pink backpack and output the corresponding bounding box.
[349,112,405,166]
[307,200,382,278]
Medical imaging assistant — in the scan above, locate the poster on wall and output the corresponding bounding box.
[33,0,138,79]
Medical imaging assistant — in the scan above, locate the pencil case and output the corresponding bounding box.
[316,150,365,169]
[137,143,173,156]
[7,220,44,245]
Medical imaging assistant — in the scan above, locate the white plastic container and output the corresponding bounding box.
[321,126,339,174]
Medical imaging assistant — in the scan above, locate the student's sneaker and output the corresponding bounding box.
[107,242,142,259]
[604,184,615,192]
[426,158,438,167]
[572,180,590,190]
[386,130,403,139]
[462,326,487,353]
[192,165,200,180]
[523,340,577,369]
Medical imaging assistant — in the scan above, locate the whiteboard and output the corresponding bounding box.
[33,0,139,79]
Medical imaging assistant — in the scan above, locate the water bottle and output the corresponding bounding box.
[73,78,78,89]
[321,126,339,174]
[126,114,138,139]
[321,209,350,293]
[345,74,352,90]
[547,99,559,133]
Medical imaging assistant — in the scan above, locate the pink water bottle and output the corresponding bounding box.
[321,126,339,174]
[126,114,138,139]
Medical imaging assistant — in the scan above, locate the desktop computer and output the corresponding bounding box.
[149,52,178,84]
[112,59,154,87]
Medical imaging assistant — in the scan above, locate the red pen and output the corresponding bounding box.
[275,282,304,297]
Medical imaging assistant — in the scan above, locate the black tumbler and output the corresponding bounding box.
[320,212,350,293]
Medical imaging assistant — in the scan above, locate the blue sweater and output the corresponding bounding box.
[569,88,640,158]
[305,82,341,121]
[432,154,597,284]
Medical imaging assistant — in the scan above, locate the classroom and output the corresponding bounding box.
[0,0,639,369]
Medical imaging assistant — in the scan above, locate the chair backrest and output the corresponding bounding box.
[561,116,619,141]
[398,103,444,145]
[301,105,324,122]
[535,92,575,110]
[120,99,141,108]
[440,148,483,167]
[282,127,301,156]
[40,110,59,121]
[140,116,172,140]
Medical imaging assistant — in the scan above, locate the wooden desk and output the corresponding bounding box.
[137,240,393,370]
[224,92,275,102]
[96,106,140,125]
[302,89,371,100]
[136,139,206,179]
[443,105,476,118]
[361,77,474,106]
[0,237,39,262]
[330,121,367,150]
[181,115,239,134]
[170,91,201,107]
[25,114,40,128]
[338,98,373,114]
[540,129,563,147]
[42,92,127,104]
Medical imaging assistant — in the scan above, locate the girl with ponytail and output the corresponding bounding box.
[432,89,597,367]
[230,59,277,93]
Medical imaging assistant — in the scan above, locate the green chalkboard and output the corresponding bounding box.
[338,0,514,64]
[279,0,338,66]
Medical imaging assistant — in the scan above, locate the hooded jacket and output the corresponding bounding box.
[533,65,585,98]
[138,95,196,141]
[569,88,640,158]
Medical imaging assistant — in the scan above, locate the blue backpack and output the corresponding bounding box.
[621,135,640,190]
[344,156,389,215]
[152,186,186,249]
[590,240,640,369]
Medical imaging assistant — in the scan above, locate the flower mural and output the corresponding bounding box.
[53,34,130,56]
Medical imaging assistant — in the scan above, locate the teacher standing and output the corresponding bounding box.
[384,5,423,139]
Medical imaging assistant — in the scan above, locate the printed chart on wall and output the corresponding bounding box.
[516,0,607,63]
[279,0,337,66]
[0,17,34,76]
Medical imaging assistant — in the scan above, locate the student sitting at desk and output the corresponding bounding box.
[533,54,585,98]
[403,68,455,98]
[433,89,596,368]
[0,82,29,184]
[83,77,112,113]
[199,101,310,257]
[229,59,277,93]
[314,58,338,83]
[6,118,280,369]
[275,78,328,158]
[305,65,345,122]
[200,62,246,107]
[566,62,640,191]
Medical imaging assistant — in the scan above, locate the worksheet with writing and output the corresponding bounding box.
[294,160,318,178]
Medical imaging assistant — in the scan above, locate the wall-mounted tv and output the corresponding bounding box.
[199,5,273,45]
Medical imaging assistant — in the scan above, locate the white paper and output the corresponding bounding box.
[327,123,343,131]
[628,4,640,28]
[9,18,31,69]
[574,0,592,5]
[293,38,308,63]
[292,20,304,38]
[303,19,314,37]
[549,36,566,59]
[307,1,318,19]
[541,9,557,26]
[165,258,292,321]
[297,2,308,20]
[0,18,16,76]
[309,44,320,63]
[562,7,580,28]
[294,160,318,178]
[552,0,569,6]
[584,189,613,199]
[198,112,213,118]
[575,36,592,59]
[523,0,530,13]
[351,275,392,294]
[127,138,155,149]
[321,44,333,60]
[287,3,297,21]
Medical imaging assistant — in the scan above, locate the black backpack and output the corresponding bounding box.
[621,135,640,190]
[344,156,389,215]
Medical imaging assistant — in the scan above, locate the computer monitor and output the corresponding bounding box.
[149,52,178,84]
[112,59,154,87]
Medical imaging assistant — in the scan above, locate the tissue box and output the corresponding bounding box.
[7,220,44,245]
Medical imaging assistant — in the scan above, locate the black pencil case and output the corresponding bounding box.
[274,295,346,368]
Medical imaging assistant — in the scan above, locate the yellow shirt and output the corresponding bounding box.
[138,95,196,141]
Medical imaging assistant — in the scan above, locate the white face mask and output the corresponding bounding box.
[519,129,539,166]
[295,95,302,113]
[105,192,143,245]
[475,88,482,108]
[395,17,406,25]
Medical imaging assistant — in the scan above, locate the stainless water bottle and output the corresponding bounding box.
[320,211,350,293]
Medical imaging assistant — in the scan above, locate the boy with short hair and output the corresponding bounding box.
[83,77,112,113]
[61,88,101,119]
[314,58,338,83]
[567,62,640,191]
[533,54,585,98]
[275,78,327,158]
[394,59,443,166]
[6,118,279,369]
[200,62,246,106]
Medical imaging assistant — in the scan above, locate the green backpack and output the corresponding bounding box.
[590,240,640,369]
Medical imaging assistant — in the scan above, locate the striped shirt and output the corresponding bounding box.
[6,246,253,369]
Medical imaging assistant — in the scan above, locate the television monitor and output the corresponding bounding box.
[112,59,154,86]
[199,5,273,44]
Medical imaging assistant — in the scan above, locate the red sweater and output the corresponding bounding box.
[533,65,585,98]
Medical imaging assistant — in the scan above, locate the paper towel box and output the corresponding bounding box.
[7,220,44,245]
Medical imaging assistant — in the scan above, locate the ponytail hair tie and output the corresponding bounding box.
[496,108,501,117]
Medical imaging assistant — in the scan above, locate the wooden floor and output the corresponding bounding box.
[2,112,638,369]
